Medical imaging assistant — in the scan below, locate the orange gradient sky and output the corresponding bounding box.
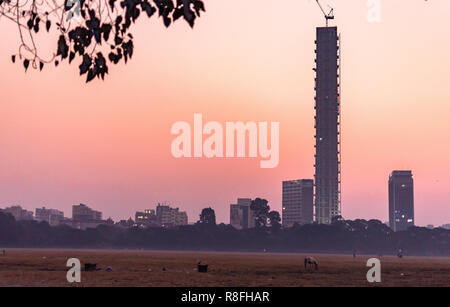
[1,0,449,226]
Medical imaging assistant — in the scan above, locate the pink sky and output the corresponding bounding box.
[1,0,449,226]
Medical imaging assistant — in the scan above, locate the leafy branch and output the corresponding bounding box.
[0,0,205,82]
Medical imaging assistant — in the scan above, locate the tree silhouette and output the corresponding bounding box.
[1,209,449,256]
[250,198,270,228]
[198,207,216,226]
[268,210,281,232]
[0,0,205,82]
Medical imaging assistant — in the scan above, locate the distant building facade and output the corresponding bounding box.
[73,203,102,221]
[389,170,414,232]
[441,224,450,230]
[155,203,188,227]
[35,207,64,226]
[135,209,157,226]
[1,205,34,221]
[62,203,105,230]
[230,198,255,230]
[282,179,314,227]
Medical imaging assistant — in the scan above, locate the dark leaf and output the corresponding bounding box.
[109,0,116,11]
[142,2,156,18]
[183,9,195,28]
[57,35,69,59]
[69,52,76,64]
[163,16,171,27]
[114,35,123,46]
[194,0,205,14]
[46,20,51,32]
[173,7,183,21]
[79,54,92,75]
[86,69,95,83]
[39,62,44,71]
[94,29,102,44]
[11,55,15,63]
[23,59,29,71]
[102,24,112,42]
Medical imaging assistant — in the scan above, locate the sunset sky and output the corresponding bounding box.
[1,0,449,226]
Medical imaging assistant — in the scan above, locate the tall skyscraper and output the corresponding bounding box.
[230,198,255,230]
[314,26,341,224]
[282,180,314,227]
[389,170,414,232]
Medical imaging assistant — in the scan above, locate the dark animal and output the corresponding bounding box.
[304,256,318,270]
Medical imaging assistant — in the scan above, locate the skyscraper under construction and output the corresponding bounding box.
[313,26,341,224]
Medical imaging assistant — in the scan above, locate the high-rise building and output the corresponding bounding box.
[282,180,314,227]
[389,170,414,232]
[314,26,341,224]
[1,205,34,221]
[35,207,64,226]
[230,198,255,230]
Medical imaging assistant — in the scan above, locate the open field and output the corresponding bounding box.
[0,249,449,287]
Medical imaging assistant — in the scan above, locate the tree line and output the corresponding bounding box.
[1,208,449,256]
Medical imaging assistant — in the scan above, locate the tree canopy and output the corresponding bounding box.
[1,210,449,256]
[198,207,216,226]
[250,198,271,228]
[0,0,205,82]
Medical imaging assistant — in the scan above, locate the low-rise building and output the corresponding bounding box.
[73,203,102,221]
[1,205,34,221]
[440,223,450,230]
[135,209,157,227]
[135,204,188,228]
[35,207,64,226]
[63,203,105,230]
[156,203,188,227]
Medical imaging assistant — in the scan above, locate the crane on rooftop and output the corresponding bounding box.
[315,0,334,27]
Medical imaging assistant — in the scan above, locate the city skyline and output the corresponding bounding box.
[1,1,450,226]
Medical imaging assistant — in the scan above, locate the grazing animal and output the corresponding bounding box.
[304,256,319,270]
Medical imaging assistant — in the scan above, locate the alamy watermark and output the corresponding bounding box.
[366,258,381,283]
[170,114,279,169]
[66,258,81,283]
[367,0,382,23]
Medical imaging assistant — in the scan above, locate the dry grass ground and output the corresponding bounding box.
[0,249,448,287]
